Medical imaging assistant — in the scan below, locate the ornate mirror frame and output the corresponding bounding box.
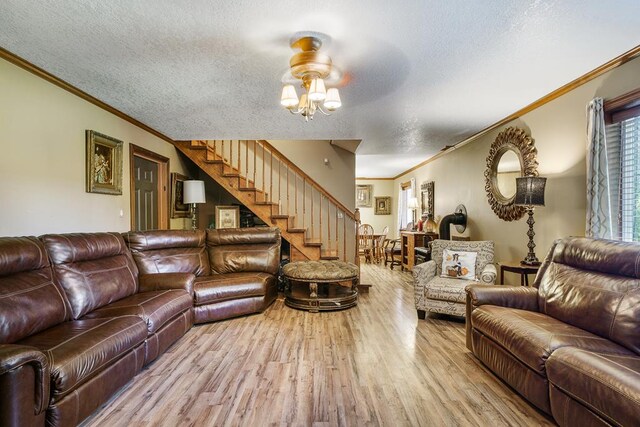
[484,127,538,221]
[420,181,434,217]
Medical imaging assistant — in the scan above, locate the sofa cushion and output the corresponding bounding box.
[547,347,640,427]
[194,273,274,305]
[471,306,631,375]
[0,237,70,343]
[82,290,192,334]
[124,230,210,276]
[206,228,280,275]
[18,317,147,401]
[431,240,494,278]
[536,237,640,354]
[425,277,478,303]
[41,233,139,319]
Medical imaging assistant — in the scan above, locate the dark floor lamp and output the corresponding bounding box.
[514,176,546,266]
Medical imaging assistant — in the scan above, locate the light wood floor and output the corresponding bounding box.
[83,264,553,427]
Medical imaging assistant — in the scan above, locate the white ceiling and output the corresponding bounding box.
[2,1,640,177]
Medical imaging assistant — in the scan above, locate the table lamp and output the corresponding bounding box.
[183,180,206,230]
[514,176,546,266]
[407,197,419,230]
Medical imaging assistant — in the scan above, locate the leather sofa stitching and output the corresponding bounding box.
[47,317,119,351]
[551,357,640,405]
[0,280,57,299]
[54,321,145,391]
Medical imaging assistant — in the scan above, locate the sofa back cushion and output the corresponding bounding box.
[0,237,70,343]
[535,237,640,354]
[207,227,280,275]
[124,230,210,276]
[41,233,138,319]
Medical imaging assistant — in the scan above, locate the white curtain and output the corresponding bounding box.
[397,183,406,231]
[397,178,417,231]
[586,97,614,239]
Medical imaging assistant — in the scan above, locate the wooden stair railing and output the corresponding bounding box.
[174,140,358,263]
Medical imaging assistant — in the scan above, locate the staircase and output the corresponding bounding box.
[174,140,359,263]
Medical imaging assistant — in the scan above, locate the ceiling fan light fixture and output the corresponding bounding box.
[281,34,343,121]
[323,88,341,110]
[280,84,299,108]
[308,78,326,101]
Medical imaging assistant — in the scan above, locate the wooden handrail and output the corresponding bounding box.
[257,140,356,220]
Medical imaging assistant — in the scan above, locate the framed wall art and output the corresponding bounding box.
[356,185,373,207]
[420,181,434,217]
[170,173,191,218]
[86,130,123,195]
[374,196,391,215]
[215,205,240,229]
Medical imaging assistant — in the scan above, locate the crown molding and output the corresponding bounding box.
[393,43,640,180]
[0,47,175,144]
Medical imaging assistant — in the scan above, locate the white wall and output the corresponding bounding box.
[355,179,396,237]
[393,55,640,284]
[268,140,356,211]
[0,58,190,235]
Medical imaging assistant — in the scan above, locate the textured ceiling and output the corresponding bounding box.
[1,1,640,177]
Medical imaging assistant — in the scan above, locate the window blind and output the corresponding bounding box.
[619,116,640,242]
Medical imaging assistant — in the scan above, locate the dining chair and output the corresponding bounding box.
[358,223,375,263]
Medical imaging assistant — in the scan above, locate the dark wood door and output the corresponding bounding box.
[133,156,158,231]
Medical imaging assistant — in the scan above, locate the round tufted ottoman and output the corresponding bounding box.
[282,260,359,312]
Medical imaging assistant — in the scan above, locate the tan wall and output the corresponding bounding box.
[356,179,397,237]
[394,55,640,284]
[268,140,356,211]
[0,58,190,235]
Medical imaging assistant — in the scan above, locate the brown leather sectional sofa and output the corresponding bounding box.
[0,227,280,427]
[124,227,280,323]
[466,237,640,426]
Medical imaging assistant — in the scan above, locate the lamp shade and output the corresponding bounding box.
[407,197,419,209]
[514,176,546,207]
[308,78,327,102]
[323,88,342,110]
[183,180,206,204]
[280,84,299,108]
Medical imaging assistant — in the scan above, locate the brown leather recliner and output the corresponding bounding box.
[466,237,640,426]
[124,227,281,324]
[0,233,194,427]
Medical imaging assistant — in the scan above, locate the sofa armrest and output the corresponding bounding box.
[139,273,195,297]
[479,263,497,284]
[466,285,539,310]
[413,260,436,308]
[465,285,539,350]
[0,344,50,416]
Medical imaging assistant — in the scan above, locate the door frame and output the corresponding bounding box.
[129,144,170,230]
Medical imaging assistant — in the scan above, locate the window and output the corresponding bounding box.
[605,89,640,242]
[398,180,414,230]
[619,116,640,241]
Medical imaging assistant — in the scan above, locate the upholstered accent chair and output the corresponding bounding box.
[413,239,496,318]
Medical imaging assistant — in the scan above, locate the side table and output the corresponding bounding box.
[499,261,540,286]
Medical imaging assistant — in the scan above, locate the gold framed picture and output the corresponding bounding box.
[374,196,391,215]
[356,185,372,207]
[86,130,123,195]
[170,173,191,218]
[215,205,240,229]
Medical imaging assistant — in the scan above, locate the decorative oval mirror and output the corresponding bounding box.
[485,127,538,221]
[496,150,521,200]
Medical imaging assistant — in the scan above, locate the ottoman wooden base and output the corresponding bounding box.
[282,260,359,313]
[285,282,358,312]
